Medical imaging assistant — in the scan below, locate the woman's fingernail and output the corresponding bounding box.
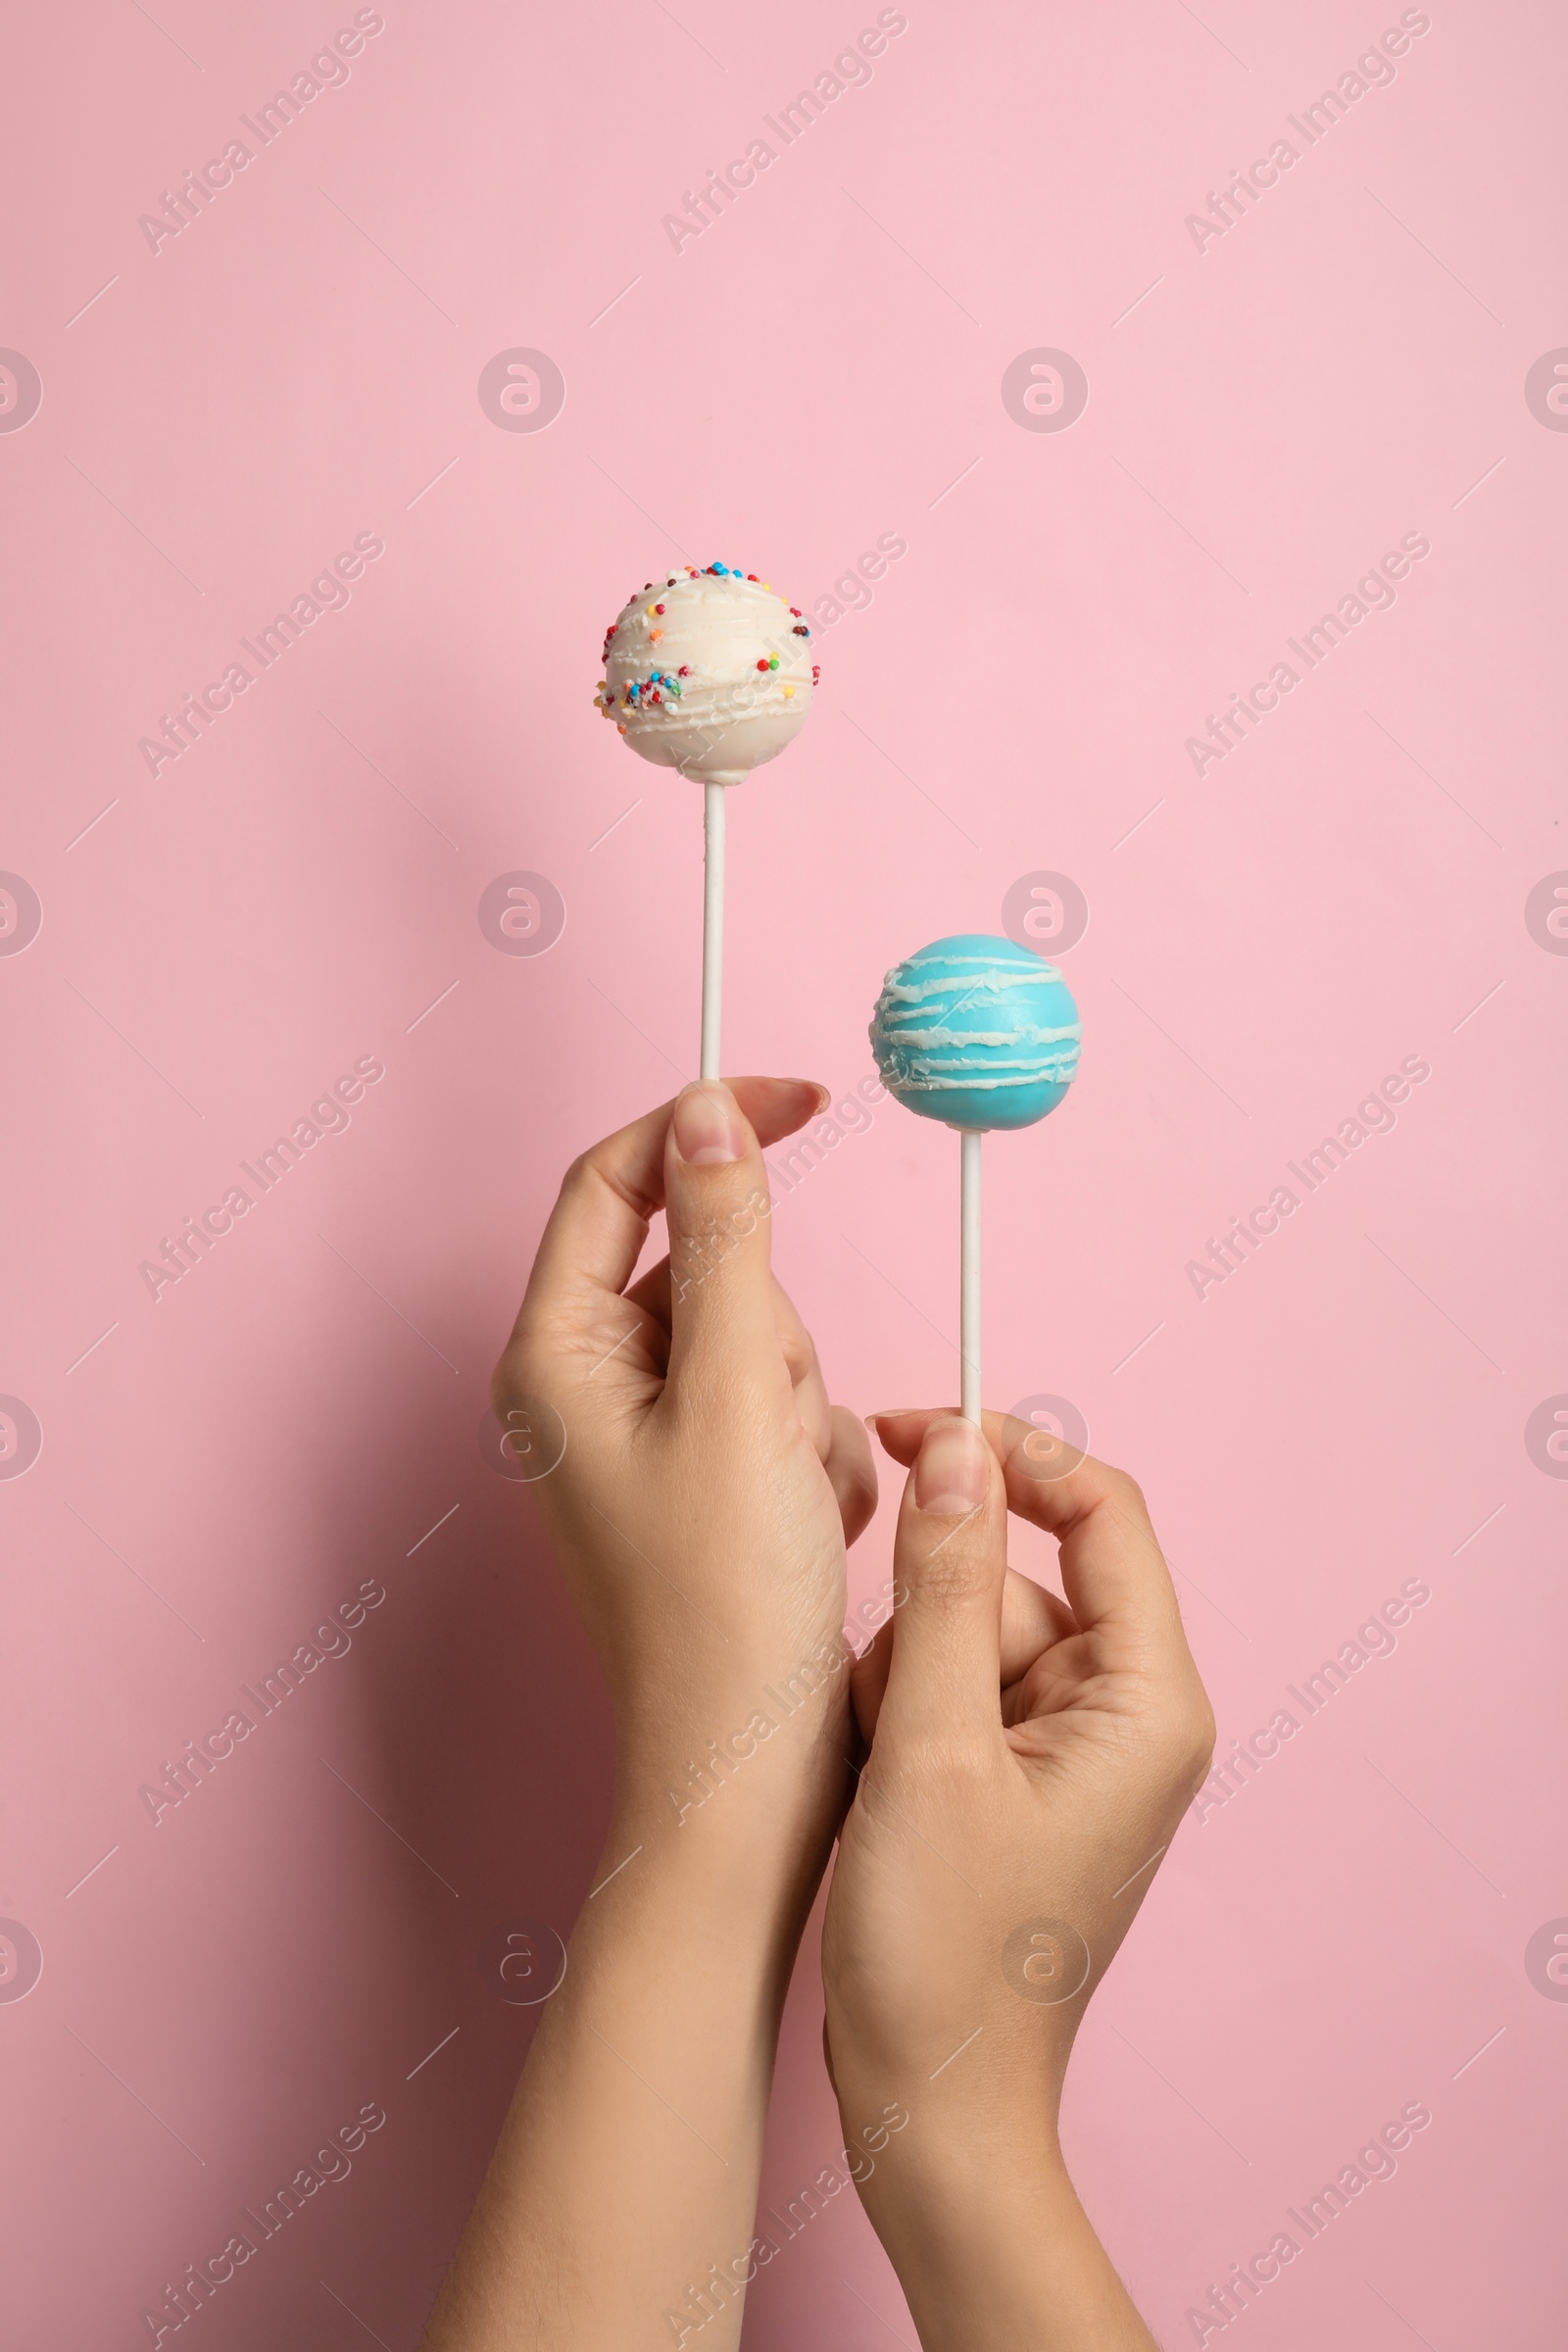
[914,1415,989,1513]
[672,1083,747,1166]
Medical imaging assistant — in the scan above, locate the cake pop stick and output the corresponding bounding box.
[960,1126,982,1421]
[702,780,724,1078]
[870,935,1082,1424]
[597,563,817,1080]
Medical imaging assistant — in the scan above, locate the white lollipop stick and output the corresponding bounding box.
[701,780,726,1080]
[959,1128,982,1423]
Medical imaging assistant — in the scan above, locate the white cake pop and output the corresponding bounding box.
[597,562,816,787]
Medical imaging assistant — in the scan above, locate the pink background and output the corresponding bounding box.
[3,0,1566,2343]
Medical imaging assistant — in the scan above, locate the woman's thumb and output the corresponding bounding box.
[878,1415,1008,1737]
[662,1083,779,1381]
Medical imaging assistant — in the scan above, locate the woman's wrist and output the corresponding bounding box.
[612,1667,854,1875]
[854,2139,1155,2352]
[450,1778,837,2352]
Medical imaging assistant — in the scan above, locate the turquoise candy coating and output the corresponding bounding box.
[869,933,1082,1130]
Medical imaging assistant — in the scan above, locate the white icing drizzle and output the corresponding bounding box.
[601,572,812,717]
[599,567,814,782]
[880,959,1064,1002]
[871,955,1082,1093]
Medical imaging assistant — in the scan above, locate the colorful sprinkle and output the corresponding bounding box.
[600,565,819,714]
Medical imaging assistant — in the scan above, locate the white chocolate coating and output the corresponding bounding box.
[597,564,815,786]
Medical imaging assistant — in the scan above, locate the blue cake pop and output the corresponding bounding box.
[869,934,1081,1131]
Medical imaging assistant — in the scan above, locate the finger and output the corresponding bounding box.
[623,1254,672,1336]
[631,1256,823,1388]
[662,1083,785,1388]
[625,1252,838,1466]
[1000,1568,1077,1683]
[769,1281,832,1458]
[851,1564,1070,1744]
[871,1408,1186,1654]
[823,1406,878,1547]
[521,1079,826,1323]
[870,1406,976,1464]
[849,1614,894,1748]
[878,1414,1008,1738]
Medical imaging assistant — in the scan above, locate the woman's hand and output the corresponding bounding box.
[421,1082,876,2352]
[820,1409,1215,2352]
[493,1076,877,1838]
